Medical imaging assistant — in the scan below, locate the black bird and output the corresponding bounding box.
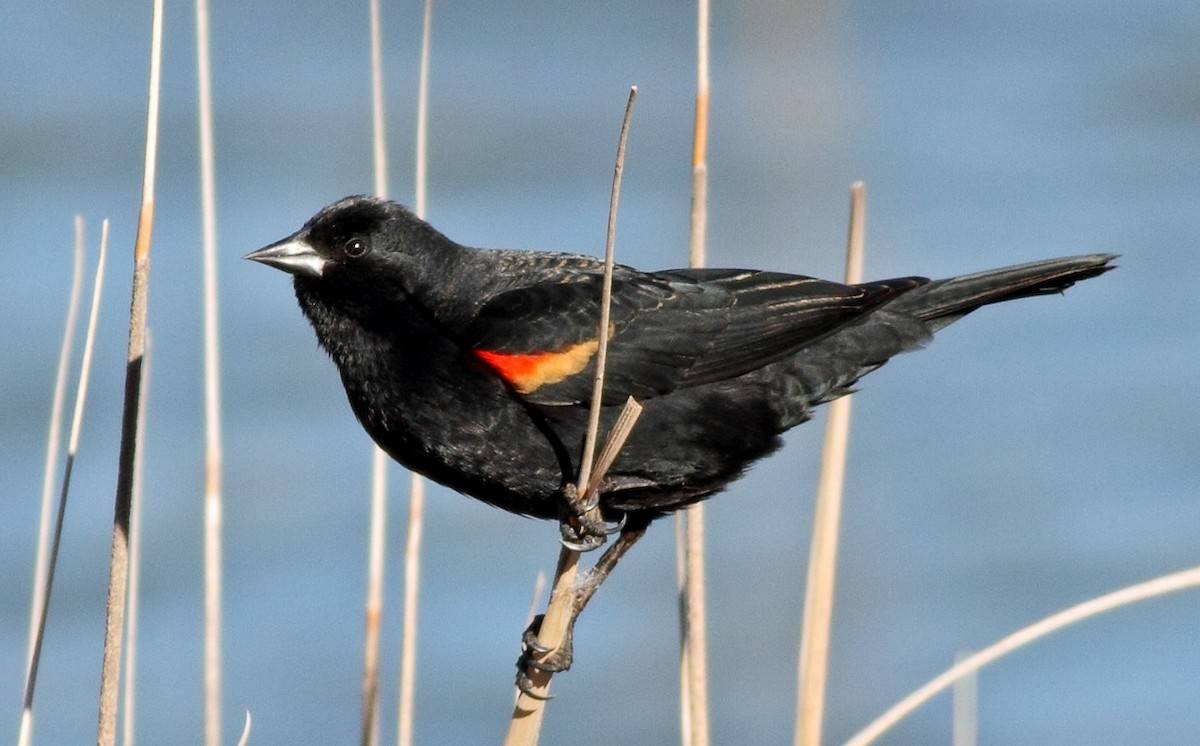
[247,195,1114,686]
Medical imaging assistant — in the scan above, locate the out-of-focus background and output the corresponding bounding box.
[2,1,1197,743]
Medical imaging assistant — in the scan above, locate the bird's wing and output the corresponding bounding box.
[463,266,926,406]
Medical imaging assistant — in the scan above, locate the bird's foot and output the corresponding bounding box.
[559,515,623,552]
[515,613,575,699]
[513,522,649,699]
[557,483,616,552]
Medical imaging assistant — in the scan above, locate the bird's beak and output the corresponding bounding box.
[244,237,326,278]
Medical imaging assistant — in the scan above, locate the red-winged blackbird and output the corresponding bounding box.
[247,194,1114,685]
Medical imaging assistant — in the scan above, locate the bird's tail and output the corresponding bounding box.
[767,253,1116,428]
[889,253,1118,332]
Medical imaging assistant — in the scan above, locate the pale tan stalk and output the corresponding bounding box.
[794,182,865,746]
[369,0,388,200]
[951,651,978,746]
[512,570,547,708]
[504,86,639,746]
[677,2,711,743]
[20,216,85,746]
[396,472,423,746]
[413,0,432,218]
[523,572,548,631]
[97,0,163,740]
[845,565,1200,746]
[195,0,225,740]
[674,515,693,745]
[362,448,387,746]
[19,220,109,746]
[396,5,434,744]
[361,2,392,744]
[235,712,252,746]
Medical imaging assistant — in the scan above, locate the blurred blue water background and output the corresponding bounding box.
[2,1,1198,743]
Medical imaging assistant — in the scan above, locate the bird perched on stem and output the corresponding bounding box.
[247,195,1115,688]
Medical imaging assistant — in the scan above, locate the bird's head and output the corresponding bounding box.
[246,195,454,307]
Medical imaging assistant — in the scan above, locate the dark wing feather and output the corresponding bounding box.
[463,275,613,352]
[464,264,927,406]
[653,269,926,385]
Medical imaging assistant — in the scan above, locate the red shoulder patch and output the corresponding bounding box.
[474,339,599,393]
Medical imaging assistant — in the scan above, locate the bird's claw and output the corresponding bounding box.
[520,617,554,655]
[514,675,553,701]
[557,483,613,552]
[605,511,627,535]
[559,531,606,552]
[558,514,625,551]
[515,614,575,699]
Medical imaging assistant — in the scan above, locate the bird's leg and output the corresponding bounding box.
[516,520,648,697]
[556,482,613,552]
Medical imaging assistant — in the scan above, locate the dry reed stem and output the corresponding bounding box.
[362,1,391,743]
[523,572,549,631]
[581,401,643,501]
[369,0,388,200]
[195,0,225,740]
[413,0,432,218]
[122,331,151,746]
[677,2,711,743]
[504,397,643,744]
[951,651,978,746]
[673,516,692,744]
[396,476,424,746]
[97,0,163,740]
[794,182,865,746]
[19,220,109,746]
[362,449,386,746]
[681,509,708,746]
[23,216,84,706]
[504,86,639,746]
[512,570,549,710]
[235,711,252,746]
[515,569,551,711]
[845,564,1200,746]
[579,89,638,489]
[397,5,434,744]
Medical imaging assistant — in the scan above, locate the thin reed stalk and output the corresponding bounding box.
[522,572,548,632]
[794,181,865,746]
[362,449,387,746]
[951,651,978,746]
[673,516,692,744]
[19,220,110,746]
[195,0,225,741]
[504,86,639,746]
[362,0,392,743]
[845,565,1200,746]
[413,0,432,217]
[397,5,434,744]
[396,476,423,746]
[369,0,388,199]
[23,215,85,707]
[676,2,711,743]
[235,712,252,746]
[97,0,164,741]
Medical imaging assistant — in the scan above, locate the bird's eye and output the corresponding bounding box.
[342,237,369,258]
